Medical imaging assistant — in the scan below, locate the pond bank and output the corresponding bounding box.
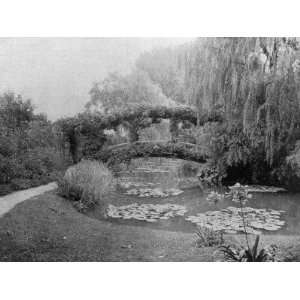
[0,192,299,261]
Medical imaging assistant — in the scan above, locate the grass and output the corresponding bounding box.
[58,160,115,212]
[0,192,217,261]
[1,191,300,261]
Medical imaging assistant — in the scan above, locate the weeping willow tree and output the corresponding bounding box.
[244,38,300,166]
[183,37,300,186]
[183,38,254,119]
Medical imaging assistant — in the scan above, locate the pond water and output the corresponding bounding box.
[88,158,300,235]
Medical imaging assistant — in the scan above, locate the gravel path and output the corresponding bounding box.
[0,182,57,218]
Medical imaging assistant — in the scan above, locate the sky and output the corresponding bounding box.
[0,38,193,120]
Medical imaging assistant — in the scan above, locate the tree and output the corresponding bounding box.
[85,69,177,142]
[0,92,65,191]
[0,92,34,136]
[183,37,300,186]
[136,46,187,104]
[86,70,175,114]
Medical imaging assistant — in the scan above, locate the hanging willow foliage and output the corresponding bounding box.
[183,37,300,168]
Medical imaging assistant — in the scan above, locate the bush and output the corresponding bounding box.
[0,184,13,196]
[0,92,69,195]
[0,155,17,184]
[272,145,300,191]
[0,136,18,157]
[10,178,33,190]
[58,160,115,212]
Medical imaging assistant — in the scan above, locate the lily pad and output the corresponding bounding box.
[185,206,285,234]
[124,187,184,198]
[107,203,188,222]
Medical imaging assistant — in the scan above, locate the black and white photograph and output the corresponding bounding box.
[2,36,300,262]
[0,1,299,299]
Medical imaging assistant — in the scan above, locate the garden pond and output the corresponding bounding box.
[87,158,300,235]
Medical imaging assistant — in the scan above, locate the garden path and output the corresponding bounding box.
[0,182,57,218]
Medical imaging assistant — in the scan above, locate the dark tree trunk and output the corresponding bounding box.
[170,119,179,142]
[128,126,139,143]
[69,127,81,164]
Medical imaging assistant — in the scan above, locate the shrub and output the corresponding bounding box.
[58,160,115,212]
[0,184,13,196]
[0,136,18,157]
[0,92,69,195]
[197,165,222,189]
[10,178,33,190]
[0,155,24,184]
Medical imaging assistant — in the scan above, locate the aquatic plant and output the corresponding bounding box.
[125,187,183,198]
[107,203,187,222]
[223,183,278,261]
[186,206,284,234]
[206,183,254,244]
[227,183,253,251]
[204,183,280,261]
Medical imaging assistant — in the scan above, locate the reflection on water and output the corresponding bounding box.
[93,158,300,235]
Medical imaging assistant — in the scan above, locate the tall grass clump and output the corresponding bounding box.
[58,160,115,212]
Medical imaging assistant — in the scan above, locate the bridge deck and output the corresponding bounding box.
[95,140,208,166]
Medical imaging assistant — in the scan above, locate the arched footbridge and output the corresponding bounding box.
[94,140,208,166]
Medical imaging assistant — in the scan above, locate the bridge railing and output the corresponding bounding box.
[95,139,209,165]
[104,140,205,151]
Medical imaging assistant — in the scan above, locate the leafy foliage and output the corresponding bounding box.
[137,38,300,189]
[0,92,66,195]
[95,141,208,166]
[219,236,277,262]
[188,38,300,188]
[57,105,222,162]
[136,46,187,104]
[86,70,176,114]
[139,120,172,142]
[207,183,279,262]
[0,92,34,135]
